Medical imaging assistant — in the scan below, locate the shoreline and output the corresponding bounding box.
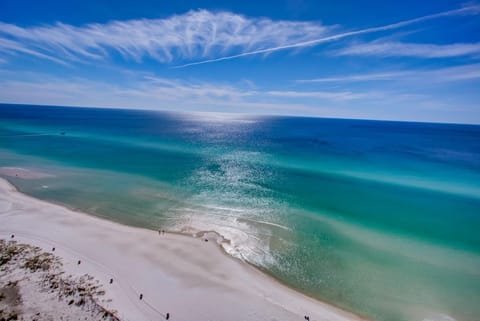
[0,177,367,321]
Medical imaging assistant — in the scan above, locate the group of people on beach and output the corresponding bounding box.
[8,234,308,321]
[42,235,172,321]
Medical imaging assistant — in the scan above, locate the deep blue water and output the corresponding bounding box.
[1,104,480,321]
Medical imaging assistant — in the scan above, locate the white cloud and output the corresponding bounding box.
[428,63,480,81]
[0,70,385,117]
[335,41,480,58]
[174,4,480,67]
[1,71,478,123]
[297,72,410,83]
[0,74,302,113]
[0,4,478,67]
[0,38,68,65]
[297,64,480,83]
[264,90,377,101]
[0,10,329,65]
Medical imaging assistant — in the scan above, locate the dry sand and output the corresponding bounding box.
[0,239,119,320]
[0,177,365,321]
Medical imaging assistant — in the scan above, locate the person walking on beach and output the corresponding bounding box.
[166,312,170,320]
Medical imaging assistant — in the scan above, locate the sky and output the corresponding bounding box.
[0,0,479,123]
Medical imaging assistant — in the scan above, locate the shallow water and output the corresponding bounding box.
[1,104,479,321]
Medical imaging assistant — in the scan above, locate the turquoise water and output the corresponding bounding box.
[1,104,479,321]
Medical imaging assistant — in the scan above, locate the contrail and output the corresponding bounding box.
[173,4,480,68]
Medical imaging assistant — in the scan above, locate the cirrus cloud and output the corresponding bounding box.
[0,10,330,65]
[334,41,480,58]
[297,64,480,83]
[0,4,479,67]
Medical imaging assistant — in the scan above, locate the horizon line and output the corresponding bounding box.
[1,102,478,127]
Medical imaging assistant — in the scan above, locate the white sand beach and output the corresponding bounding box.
[0,177,366,321]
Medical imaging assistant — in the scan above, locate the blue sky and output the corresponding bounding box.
[0,0,479,123]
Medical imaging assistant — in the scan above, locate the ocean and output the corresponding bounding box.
[1,104,479,321]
